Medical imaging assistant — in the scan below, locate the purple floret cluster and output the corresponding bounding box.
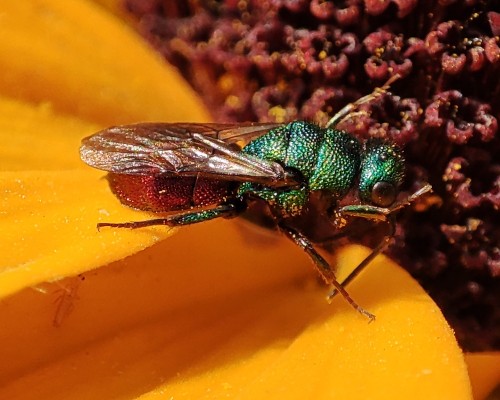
[124,0,499,350]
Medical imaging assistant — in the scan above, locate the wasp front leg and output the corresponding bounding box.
[328,184,433,299]
[326,216,395,300]
[278,223,376,321]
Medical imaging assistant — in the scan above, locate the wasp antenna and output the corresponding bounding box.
[379,73,401,92]
[325,74,402,129]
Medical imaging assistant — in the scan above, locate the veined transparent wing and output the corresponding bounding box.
[80,122,297,187]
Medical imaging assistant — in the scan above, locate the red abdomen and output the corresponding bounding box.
[107,173,237,212]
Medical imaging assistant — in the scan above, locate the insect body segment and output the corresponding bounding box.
[239,121,363,218]
[80,80,431,321]
[107,174,235,212]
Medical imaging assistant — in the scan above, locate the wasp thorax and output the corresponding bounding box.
[358,139,405,207]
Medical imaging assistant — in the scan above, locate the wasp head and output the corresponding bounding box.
[358,139,405,207]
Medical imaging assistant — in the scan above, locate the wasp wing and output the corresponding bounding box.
[80,122,293,186]
[135,122,282,144]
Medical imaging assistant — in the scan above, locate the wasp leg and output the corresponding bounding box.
[97,203,240,230]
[327,218,395,300]
[328,184,432,298]
[325,74,400,128]
[312,218,379,244]
[279,223,376,322]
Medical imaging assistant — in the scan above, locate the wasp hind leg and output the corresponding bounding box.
[97,203,241,230]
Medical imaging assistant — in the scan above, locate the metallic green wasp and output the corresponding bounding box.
[80,77,432,321]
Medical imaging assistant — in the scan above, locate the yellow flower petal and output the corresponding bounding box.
[465,352,500,400]
[0,245,471,399]
[0,96,99,171]
[0,0,209,297]
[141,247,471,400]
[0,1,477,399]
[0,169,175,298]
[0,91,197,298]
[0,0,209,125]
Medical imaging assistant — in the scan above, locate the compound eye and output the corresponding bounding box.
[371,181,396,207]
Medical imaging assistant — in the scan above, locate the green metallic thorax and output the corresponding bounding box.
[238,121,361,218]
